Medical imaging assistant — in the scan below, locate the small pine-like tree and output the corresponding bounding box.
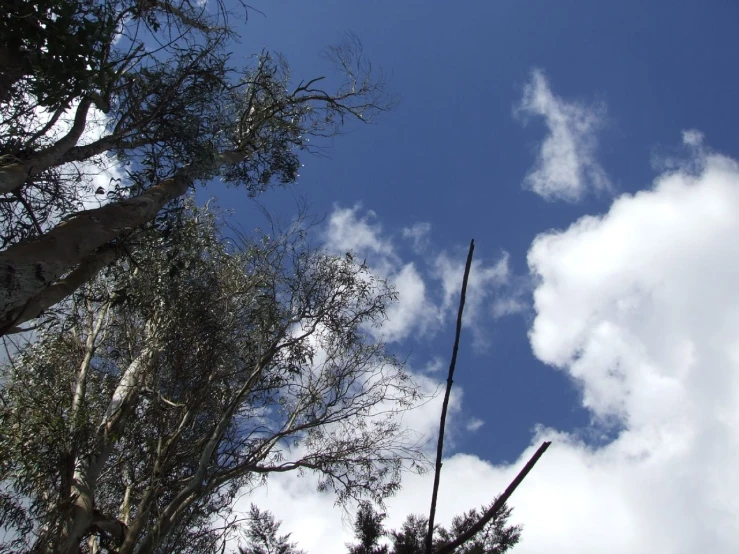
[239,505,305,554]
[346,502,521,554]
[348,502,389,554]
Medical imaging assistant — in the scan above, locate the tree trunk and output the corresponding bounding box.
[0,150,245,336]
[0,171,190,334]
[60,459,97,554]
[2,245,122,334]
[59,342,159,553]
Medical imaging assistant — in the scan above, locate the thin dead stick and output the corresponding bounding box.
[425,239,475,554]
[433,440,552,554]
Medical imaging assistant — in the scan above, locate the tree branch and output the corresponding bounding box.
[0,98,93,194]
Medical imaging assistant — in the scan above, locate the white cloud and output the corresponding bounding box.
[76,106,125,207]
[422,356,445,374]
[682,129,704,148]
[517,69,610,202]
[491,296,527,319]
[14,100,126,216]
[465,417,484,432]
[323,206,515,344]
[240,138,739,554]
[323,206,441,342]
[382,262,442,341]
[652,128,708,174]
[402,222,432,251]
[323,205,396,264]
[524,144,739,551]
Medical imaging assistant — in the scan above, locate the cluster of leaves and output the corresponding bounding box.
[0,0,393,339]
[0,0,233,248]
[0,0,118,108]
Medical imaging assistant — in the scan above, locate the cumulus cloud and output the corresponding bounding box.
[242,137,739,554]
[516,69,610,202]
[524,143,739,551]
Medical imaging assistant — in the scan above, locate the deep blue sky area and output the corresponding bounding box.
[210,1,739,463]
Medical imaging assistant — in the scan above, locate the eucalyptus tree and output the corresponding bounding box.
[0,204,423,554]
[0,0,391,335]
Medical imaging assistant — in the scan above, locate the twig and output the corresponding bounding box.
[425,239,475,554]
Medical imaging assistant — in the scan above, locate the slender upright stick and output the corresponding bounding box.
[425,239,475,554]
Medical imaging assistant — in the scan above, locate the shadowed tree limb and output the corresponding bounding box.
[2,243,124,335]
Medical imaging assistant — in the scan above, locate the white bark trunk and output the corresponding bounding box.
[2,245,121,334]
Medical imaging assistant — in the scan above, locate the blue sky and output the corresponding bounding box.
[202,2,739,553]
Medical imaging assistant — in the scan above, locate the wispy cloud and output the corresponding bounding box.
[322,205,523,345]
[433,249,518,347]
[465,417,484,432]
[516,69,610,202]
[402,222,432,251]
[323,205,396,262]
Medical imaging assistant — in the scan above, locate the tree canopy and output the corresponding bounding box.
[0,203,424,553]
[0,0,392,335]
